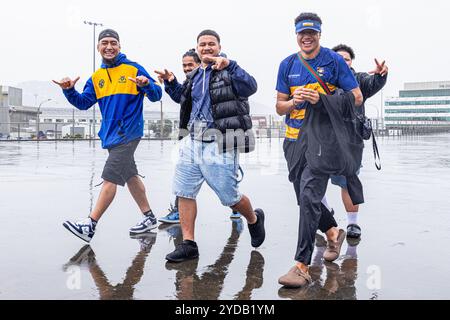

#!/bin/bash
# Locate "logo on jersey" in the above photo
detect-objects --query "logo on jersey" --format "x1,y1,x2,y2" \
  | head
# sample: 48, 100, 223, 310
99, 79, 105, 89
119, 76, 127, 84
316, 67, 325, 77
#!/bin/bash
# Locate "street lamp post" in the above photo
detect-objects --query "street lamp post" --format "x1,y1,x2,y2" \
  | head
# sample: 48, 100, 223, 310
160, 100, 164, 139
380, 89, 387, 134
37, 98, 52, 141
84, 20, 103, 139
72, 108, 75, 140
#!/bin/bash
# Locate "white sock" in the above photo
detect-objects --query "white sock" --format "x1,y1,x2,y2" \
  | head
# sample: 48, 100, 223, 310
321, 196, 332, 212
346, 245, 358, 258
347, 212, 358, 225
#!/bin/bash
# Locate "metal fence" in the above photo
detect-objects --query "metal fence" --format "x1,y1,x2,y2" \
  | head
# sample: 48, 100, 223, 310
3, 121, 449, 142
0, 122, 287, 142
0, 121, 175, 141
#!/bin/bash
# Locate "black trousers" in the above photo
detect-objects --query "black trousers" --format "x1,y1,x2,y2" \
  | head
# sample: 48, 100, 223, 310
293, 171, 337, 233
294, 165, 336, 265
285, 139, 337, 264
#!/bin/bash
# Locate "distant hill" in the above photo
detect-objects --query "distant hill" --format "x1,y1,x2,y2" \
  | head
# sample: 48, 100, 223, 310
16, 80, 68, 107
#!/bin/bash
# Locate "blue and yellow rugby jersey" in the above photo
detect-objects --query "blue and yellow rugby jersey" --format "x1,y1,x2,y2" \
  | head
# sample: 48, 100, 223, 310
276, 47, 358, 140
63, 53, 162, 149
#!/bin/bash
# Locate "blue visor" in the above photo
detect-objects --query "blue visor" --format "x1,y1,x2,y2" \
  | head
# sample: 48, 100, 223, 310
296, 20, 321, 33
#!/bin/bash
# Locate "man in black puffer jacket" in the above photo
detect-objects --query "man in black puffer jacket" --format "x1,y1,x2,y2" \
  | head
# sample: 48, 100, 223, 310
161, 30, 266, 263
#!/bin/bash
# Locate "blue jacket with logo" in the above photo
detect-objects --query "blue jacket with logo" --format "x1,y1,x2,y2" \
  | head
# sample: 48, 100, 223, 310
63, 53, 162, 149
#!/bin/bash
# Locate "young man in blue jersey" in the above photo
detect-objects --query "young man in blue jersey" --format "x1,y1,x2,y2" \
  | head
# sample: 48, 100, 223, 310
275, 13, 363, 288
330, 44, 388, 240
53, 29, 162, 243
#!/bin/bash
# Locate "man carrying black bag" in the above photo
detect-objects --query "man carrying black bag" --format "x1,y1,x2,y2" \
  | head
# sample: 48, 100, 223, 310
276, 12, 364, 288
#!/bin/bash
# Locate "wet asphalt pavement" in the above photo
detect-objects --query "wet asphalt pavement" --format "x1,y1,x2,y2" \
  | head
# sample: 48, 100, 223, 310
0, 135, 449, 299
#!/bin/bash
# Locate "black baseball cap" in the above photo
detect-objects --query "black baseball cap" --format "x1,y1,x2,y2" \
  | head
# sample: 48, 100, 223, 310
98, 29, 120, 42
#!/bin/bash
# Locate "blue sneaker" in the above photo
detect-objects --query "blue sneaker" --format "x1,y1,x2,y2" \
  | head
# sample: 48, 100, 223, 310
130, 214, 158, 235
158, 204, 180, 224
158, 224, 182, 245
230, 211, 242, 219
63, 218, 96, 243
232, 218, 244, 235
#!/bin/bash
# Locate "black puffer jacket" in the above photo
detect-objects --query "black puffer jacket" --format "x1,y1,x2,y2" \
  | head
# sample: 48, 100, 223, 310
178, 62, 257, 139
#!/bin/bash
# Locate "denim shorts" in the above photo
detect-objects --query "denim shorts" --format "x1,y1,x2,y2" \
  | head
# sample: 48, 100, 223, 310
330, 168, 361, 189
173, 137, 242, 207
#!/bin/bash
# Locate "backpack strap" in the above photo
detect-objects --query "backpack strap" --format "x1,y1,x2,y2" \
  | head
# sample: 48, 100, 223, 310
297, 52, 332, 95
371, 134, 382, 170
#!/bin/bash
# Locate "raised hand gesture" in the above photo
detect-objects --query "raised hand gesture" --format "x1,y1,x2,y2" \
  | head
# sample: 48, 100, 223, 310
202, 55, 230, 71
155, 69, 175, 83
52, 77, 80, 90
369, 58, 388, 77
128, 76, 150, 88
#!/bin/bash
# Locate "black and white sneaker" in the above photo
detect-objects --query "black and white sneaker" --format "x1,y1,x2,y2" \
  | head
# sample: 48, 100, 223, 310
63, 218, 96, 243
63, 245, 96, 271
347, 224, 362, 239
130, 214, 158, 235
130, 232, 157, 252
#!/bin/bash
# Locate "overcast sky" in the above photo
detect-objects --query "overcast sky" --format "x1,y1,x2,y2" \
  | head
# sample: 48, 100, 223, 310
1, 0, 449, 116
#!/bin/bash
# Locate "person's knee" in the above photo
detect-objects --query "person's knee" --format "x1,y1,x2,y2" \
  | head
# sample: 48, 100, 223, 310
230, 194, 246, 210
126, 175, 141, 186
101, 180, 118, 196
103, 180, 117, 188
219, 192, 242, 207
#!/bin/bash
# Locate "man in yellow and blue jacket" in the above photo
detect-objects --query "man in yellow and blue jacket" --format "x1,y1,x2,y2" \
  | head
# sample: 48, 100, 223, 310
54, 29, 162, 243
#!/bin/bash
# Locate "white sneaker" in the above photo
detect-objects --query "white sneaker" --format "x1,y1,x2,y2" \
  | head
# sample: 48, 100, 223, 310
63, 218, 96, 243
130, 214, 157, 235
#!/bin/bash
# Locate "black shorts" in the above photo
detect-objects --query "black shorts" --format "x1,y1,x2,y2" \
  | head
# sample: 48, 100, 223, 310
102, 138, 141, 186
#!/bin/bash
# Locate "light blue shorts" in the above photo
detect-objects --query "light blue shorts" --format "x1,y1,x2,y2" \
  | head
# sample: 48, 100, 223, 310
330, 168, 361, 189
172, 137, 242, 207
